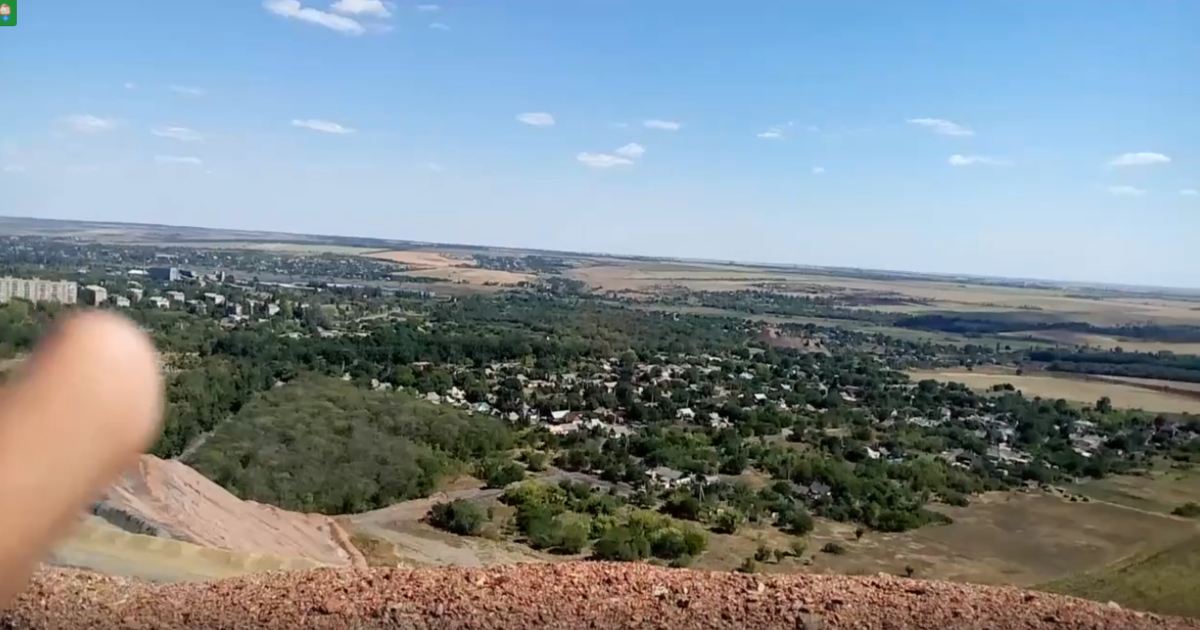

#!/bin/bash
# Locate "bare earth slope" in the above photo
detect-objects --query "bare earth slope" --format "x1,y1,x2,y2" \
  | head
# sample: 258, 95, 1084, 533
96, 455, 366, 568
9, 563, 1198, 630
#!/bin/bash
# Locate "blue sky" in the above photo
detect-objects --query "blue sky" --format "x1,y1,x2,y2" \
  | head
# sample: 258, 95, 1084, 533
1, 1, 1197, 287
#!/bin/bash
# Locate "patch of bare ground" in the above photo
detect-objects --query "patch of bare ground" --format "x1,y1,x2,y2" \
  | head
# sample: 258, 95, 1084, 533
98, 455, 366, 568
10, 563, 1198, 629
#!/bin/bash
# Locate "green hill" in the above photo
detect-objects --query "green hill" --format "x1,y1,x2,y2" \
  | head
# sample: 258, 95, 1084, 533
1041, 531, 1200, 618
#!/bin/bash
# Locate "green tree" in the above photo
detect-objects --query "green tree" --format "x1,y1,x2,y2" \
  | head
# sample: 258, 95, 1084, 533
427, 499, 486, 536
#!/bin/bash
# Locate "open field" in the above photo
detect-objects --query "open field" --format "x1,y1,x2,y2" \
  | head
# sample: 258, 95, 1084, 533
694, 490, 1198, 587
568, 261, 1200, 327
1001, 330, 1200, 355
366, 249, 536, 286
1041, 533, 1200, 618
631, 303, 1052, 348
1069, 464, 1200, 516
907, 369, 1200, 414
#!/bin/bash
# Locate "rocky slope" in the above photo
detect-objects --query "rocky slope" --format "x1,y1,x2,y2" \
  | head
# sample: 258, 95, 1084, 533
8, 562, 1199, 630
94, 455, 365, 568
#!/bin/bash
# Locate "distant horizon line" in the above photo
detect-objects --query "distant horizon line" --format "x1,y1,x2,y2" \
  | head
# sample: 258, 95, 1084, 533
2, 214, 1198, 295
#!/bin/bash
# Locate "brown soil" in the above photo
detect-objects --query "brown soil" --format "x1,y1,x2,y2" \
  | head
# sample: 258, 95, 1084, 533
8, 563, 1197, 629
97, 456, 365, 568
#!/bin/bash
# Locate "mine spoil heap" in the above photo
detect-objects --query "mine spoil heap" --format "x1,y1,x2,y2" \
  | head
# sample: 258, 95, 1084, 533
7, 563, 1198, 630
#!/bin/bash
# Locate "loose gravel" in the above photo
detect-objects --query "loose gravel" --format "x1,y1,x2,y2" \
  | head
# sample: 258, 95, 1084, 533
5, 563, 1198, 630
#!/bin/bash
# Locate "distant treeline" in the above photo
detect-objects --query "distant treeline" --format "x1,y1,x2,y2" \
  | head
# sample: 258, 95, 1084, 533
895, 313, 1200, 344
1028, 349, 1200, 384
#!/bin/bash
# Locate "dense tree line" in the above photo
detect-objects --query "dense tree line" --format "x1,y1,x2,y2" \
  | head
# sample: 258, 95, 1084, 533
900, 313, 1200, 344
1029, 349, 1200, 384
188, 375, 513, 514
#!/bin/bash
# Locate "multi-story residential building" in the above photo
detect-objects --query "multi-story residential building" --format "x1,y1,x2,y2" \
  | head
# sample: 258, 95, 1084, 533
0, 277, 79, 305
81, 285, 108, 306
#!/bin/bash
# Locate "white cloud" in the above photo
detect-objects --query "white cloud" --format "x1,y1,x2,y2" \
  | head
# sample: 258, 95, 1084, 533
155, 155, 204, 166
811, 166, 825, 175
152, 126, 204, 142
416, 3, 439, 10
2, 165, 25, 173
610, 122, 630, 129
264, 0, 366, 35
907, 118, 974, 137
124, 82, 136, 89
426, 162, 444, 173
331, 0, 391, 17
577, 153, 634, 169
1108, 185, 1147, 196
1107, 152, 1171, 167
170, 85, 206, 96
429, 22, 449, 30
1181, 189, 1198, 197
63, 114, 117, 133
517, 112, 555, 127
948, 154, 1011, 166
756, 122, 794, 139
643, 119, 682, 131
292, 118, 356, 134
614, 143, 645, 159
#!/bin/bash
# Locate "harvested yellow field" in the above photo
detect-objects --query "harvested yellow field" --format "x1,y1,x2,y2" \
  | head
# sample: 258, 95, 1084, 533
907, 370, 1200, 414
367, 250, 475, 269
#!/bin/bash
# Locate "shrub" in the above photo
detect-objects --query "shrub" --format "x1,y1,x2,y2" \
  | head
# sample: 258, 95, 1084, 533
479, 458, 525, 489
427, 499, 486, 536
777, 507, 814, 535
651, 527, 689, 560
523, 451, 549, 472
681, 526, 707, 556
738, 557, 758, 574
593, 526, 652, 562
712, 509, 744, 535
821, 542, 847, 555
1173, 501, 1200, 518
754, 543, 772, 562
554, 513, 592, 554
789, 538, 807, 557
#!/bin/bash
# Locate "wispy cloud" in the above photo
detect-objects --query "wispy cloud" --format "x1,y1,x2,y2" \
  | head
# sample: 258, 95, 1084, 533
1107, 152, 1171, 168
426, 162, 444, 173
1108, 185, 1147, 196
331, 0, 391, 17
416, 3, 439, 10
2, 165, 26, 173
63, 114, 118, 133
643, 119, 682, 131
292, 119, 356, 134
907, 118, 974, 137
811, 166, 826, 175
756, 121, 795, 139
264, 0, 366, 35
577, 153, 634, 169
152, 126, 204, 142
170, 85, 206, 96
124, 82, 136, 90
516, 112, 555, 127
1181, 189, 1198, 197
948, 154, 1011, 166
614, 143, 645, 159
155, 155, 204, 166
429, 22, 449, 30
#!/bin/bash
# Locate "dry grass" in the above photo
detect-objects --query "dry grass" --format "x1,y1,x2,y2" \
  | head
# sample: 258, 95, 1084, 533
1001, 330, 1200, 355
568, 261, 1200, 327
696, 491, 1198, 588
367, 249, 535, 286
1068, 463, 1200, 516
907, 369, 1200, 414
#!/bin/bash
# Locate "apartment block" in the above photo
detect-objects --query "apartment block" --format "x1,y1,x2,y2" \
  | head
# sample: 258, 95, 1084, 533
0, 277, 79, 305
